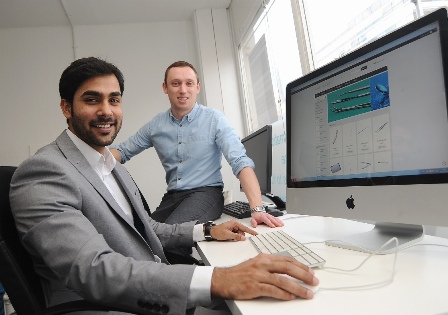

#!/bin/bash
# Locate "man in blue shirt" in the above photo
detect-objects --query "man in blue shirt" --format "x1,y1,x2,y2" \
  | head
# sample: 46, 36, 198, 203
111, 61, 283, 229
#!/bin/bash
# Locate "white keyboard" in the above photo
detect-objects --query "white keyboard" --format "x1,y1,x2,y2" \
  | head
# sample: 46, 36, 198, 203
250, 230, 325, 268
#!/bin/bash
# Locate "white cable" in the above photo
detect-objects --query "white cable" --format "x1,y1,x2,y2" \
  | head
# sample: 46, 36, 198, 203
404, 243, 448, 249
303, 239, 448, 291
305, 237, 399, 291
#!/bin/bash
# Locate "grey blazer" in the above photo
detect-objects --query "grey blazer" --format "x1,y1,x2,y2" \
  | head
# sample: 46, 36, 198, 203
10, 131, 198, 315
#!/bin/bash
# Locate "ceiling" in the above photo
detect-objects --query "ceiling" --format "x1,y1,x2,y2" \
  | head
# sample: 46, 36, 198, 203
0, 0, 232, 28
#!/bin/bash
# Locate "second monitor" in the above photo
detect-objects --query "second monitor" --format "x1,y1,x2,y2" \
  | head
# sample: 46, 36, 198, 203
241, 125, 286, 210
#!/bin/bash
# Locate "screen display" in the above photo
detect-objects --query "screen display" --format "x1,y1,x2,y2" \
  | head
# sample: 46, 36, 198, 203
285, 9, 448, 251
288, 16, 448, 189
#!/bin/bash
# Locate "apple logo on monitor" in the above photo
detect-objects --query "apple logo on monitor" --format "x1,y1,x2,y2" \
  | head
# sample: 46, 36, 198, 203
346, 195, 355, 209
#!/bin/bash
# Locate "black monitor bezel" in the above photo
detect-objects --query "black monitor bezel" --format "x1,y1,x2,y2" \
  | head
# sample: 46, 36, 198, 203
286, 8, 448, 189
241, 125, 273, 194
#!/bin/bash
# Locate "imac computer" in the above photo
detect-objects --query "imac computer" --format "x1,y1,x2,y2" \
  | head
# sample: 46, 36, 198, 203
241, 125, 286, 210
286, 8, 448, 253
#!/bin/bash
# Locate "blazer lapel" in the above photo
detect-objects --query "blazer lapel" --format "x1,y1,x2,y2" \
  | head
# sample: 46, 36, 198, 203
56, 131, 167, 262
113, 166, 167, 263
55, 132, 134, 227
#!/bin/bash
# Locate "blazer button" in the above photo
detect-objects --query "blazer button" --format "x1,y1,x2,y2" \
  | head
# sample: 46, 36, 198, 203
160, 305, 169, 314
152, 304, 161, 312
137, 300, 154, 310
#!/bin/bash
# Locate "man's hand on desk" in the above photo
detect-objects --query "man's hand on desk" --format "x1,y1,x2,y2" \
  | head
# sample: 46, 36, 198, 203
210, 253, 319, 300
211, 220, 258, 241
250, 211, 284, 228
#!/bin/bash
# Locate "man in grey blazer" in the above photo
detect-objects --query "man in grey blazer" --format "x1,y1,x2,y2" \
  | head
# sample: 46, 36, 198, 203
9, 57, 319, 314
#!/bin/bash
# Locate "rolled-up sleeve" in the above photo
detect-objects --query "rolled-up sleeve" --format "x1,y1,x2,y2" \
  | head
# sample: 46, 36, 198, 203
215, 112, 254, 176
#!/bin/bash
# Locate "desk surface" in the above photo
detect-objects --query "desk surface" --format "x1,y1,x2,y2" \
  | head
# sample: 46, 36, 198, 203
196, 214, 448, 315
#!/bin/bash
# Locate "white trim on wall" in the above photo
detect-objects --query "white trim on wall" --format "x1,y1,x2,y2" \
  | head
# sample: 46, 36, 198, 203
194, 8, 246, 197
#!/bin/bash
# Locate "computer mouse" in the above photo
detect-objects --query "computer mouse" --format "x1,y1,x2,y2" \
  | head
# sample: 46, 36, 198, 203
298, 280, 320, 294
280, 273, 320, 294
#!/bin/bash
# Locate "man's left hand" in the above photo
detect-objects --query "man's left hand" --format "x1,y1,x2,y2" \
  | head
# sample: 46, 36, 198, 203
212, 220, 258, 241
250, 212, 284, 228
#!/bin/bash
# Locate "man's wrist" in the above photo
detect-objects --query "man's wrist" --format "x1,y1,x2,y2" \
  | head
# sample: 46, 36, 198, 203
203, 221, 216, 241
250, 205, 266, 214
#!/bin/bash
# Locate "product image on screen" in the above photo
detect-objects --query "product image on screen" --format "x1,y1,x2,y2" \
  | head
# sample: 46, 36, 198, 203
327, 70, 390, 123
286, 8, 448, 253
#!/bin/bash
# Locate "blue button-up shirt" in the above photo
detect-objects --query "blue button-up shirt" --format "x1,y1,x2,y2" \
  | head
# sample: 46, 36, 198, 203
113, 103, 254, 191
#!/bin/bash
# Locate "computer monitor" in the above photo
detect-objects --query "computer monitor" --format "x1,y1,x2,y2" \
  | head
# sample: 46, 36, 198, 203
286, 8, 448, 254
242, 125, 286, 209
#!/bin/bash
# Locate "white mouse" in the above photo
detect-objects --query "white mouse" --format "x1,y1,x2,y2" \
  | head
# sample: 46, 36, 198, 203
274, 252, 320, 294
280, 274, 320, 294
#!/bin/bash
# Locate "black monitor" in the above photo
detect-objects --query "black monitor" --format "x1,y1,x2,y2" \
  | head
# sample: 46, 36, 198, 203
242, 125, 285, 209
286, 8, 448, 253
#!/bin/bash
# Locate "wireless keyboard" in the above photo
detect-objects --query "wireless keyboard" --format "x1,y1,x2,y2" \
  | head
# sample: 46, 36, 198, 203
250, 230, 326, 268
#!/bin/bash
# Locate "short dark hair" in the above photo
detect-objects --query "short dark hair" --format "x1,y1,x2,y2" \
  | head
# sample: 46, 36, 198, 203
164, 61, 200, 85
59, 57, 125, 104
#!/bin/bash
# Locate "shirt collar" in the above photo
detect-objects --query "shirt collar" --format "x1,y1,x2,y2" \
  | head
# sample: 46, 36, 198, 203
66, 129, 116, 177
169, 102, 199, 123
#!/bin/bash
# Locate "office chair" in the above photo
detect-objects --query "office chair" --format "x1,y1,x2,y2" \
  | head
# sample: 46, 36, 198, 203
0, 166, 157, 315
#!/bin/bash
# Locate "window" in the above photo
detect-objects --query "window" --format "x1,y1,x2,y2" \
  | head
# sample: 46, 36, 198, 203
239, 0, 301, 133
304, 0, 418, 69
236, 0, 448, 133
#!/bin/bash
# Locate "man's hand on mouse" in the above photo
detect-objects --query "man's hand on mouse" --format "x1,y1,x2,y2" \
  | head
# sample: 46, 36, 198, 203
210, 253, 319, 300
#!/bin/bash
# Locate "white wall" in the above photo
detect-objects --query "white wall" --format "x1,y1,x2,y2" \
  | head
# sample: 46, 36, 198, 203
0, 20, 206, 212
0, 26, 73, 164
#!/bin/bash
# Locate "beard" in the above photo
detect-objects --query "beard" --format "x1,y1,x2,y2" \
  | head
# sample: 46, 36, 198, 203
71, 112, 121, 148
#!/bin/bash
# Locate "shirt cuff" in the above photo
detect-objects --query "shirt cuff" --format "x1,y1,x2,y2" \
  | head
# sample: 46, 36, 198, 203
187, 266, 214, 308
193, 223, 206, 242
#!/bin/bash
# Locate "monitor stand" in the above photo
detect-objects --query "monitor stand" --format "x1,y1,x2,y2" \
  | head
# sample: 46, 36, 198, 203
325, 222, 424, 254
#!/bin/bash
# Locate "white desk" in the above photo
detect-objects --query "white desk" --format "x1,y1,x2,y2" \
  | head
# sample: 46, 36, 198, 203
196, 214, 448, 315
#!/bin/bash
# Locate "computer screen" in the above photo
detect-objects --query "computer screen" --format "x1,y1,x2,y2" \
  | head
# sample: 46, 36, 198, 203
242, 125, 286, 209
286, 8, 448, 253
242, 125, 272, 194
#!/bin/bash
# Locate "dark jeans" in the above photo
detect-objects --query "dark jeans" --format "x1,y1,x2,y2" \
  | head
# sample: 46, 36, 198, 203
151, 186, 224, 224
151, 186, 224, 259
